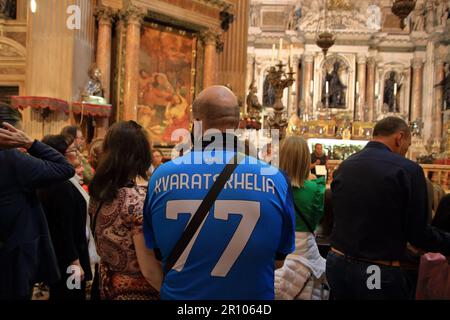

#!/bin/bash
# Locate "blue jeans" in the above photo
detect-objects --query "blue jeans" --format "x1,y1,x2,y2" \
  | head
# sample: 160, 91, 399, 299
326, 252, 415, 300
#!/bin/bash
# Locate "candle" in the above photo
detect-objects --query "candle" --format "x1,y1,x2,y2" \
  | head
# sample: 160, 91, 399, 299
271, 44, 275, 65
289, 44, 293, 67
356, 81, 359, 94
326, 81, 329, 94
394, 83, 398, 96
278, 38, 283, 61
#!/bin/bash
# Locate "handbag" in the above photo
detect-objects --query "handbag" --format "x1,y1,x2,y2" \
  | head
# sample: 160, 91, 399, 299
164, 152, 242, 274
416, 252, 450, 300
89, 201, 103, 300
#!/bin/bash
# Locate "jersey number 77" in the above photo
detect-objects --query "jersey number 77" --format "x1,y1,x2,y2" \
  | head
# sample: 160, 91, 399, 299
166, 200, 261, 277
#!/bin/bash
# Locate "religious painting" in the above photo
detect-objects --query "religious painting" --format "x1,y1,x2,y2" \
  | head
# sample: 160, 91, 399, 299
138, 24, 196, 145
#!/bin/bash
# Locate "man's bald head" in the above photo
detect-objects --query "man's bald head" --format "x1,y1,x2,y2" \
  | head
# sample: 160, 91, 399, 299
192, 86, 240, 132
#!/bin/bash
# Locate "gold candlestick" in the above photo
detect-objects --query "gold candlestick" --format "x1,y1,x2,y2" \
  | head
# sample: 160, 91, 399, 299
267, 61, 296, 139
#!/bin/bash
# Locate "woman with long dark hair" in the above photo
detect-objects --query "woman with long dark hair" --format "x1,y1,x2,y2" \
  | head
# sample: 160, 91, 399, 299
89, 121, 162, 300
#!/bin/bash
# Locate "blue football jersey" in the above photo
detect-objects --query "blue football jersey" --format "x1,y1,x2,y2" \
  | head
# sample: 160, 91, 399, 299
143, 150, 295, 300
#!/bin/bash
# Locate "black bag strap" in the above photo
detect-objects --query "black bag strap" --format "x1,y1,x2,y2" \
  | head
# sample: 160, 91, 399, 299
164, 152, 243, 275
91, 201, 104, 241
292, 191, 315, 235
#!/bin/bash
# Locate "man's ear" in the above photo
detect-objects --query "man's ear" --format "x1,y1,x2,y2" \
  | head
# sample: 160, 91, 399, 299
395, 131, 404, 147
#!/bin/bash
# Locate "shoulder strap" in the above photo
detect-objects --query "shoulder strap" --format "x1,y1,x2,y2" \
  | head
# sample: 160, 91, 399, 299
164, 152, 243, 275
292, 192, 315, 235
91, 201, 104, 240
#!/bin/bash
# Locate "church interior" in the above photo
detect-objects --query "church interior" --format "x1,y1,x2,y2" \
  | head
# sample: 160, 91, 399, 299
1, 0, 450, 302
1, 0, 449, 193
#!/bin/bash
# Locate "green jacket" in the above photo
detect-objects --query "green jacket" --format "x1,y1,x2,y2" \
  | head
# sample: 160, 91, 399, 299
292, 177, 326, 232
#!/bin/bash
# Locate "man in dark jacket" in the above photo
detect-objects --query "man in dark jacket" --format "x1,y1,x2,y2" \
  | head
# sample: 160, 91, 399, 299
0, 104, 75, 300
327, 116, 450, 300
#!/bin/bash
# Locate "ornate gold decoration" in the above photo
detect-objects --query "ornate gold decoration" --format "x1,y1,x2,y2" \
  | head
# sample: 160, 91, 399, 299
316, 1, 335, 56
316, 32, 336, 57
328, 0, 353, 11
267, 62, 296, 138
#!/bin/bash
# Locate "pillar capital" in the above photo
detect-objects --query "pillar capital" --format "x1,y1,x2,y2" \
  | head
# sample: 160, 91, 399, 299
357, 54, 367, 65
302, 53, 314, 63
367, 57, 376, 66
94, 6, 116, 26
120, 5, 145, 27
200, 30, 222, 47
411, 57, 424, 69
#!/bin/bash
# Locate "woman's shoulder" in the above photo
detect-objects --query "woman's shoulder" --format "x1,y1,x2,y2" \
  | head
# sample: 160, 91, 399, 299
304, 177, 326, 190
117, 186, 148, 208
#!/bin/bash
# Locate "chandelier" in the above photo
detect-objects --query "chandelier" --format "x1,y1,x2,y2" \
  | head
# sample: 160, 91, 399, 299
316, 0, 335, 56
391, 0, 416, 29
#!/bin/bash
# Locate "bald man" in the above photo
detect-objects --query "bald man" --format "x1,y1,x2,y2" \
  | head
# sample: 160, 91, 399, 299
143, 86, 296, 300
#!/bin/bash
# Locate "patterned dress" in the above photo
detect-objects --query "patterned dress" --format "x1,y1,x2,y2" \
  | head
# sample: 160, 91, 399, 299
91, 186, 159, 300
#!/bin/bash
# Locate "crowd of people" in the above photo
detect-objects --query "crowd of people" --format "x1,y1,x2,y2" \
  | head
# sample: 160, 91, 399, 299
0, 85, 450, 300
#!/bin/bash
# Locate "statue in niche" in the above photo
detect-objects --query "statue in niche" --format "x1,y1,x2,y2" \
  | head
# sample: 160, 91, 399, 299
286, 4, 302, 30
412, 3, 425, 31
249, 5, 260, 27
434, 0, 447, 26
82, 65, 107, 105
263, 73, 275, 107
367, 4, 382, 31
435, 64, 450, 110
321, 61, 347, 108
383, 72, 401, 113
0, 0, 16, 19
246, 81, 262, 117
425, 0, 435, 32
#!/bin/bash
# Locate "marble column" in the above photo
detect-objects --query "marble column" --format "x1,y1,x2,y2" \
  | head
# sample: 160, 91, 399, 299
433, 53, 445, 143
366, 57, 376, 121
410, 57, 424, 121
356, 55, 367, 121
302, 54, 314, 116
94, 6, 115, 137
217, 0, 249, 101
122, 5, 144, 121
201, 31, 220, 89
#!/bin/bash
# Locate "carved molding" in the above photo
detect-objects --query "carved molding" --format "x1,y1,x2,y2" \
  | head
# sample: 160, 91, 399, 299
193, 0, 235, 12
132, 0, 221, 30
0, 36, 25, 59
